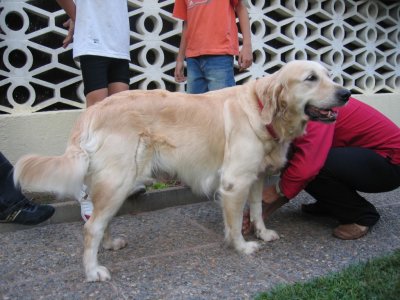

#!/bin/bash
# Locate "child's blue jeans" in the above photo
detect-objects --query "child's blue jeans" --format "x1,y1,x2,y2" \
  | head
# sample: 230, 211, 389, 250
186, 55, 235, 94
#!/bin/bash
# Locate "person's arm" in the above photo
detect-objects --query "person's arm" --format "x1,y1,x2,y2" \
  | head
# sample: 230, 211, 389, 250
235, 1, 253, 71
56, 0, 76, 48
259, 121, 335, 216
280, 121, 335, 199
174, 21, 187, 83
56, 0, 76, 21
172, 0, 188, 83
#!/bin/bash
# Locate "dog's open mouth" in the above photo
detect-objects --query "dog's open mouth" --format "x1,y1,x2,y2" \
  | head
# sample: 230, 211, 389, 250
305, 105, 338, 123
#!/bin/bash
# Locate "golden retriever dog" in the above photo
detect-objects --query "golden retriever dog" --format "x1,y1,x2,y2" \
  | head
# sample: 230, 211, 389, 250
14, 60, 350, 281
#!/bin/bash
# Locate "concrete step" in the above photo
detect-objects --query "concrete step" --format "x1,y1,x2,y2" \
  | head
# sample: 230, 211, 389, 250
0, 186, 208, 233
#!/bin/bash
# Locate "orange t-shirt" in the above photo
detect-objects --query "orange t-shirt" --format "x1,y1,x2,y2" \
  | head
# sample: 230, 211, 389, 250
173, 0, 240, 58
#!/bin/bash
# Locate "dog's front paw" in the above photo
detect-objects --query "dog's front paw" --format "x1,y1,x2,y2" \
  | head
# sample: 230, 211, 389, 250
236, 241, 260, 255
256, 229, 280, 242
86, 266, 111, 282
103, 237, 127, 251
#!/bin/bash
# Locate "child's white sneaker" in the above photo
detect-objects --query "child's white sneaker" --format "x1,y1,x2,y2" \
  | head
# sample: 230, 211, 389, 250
79, 187, 93, 222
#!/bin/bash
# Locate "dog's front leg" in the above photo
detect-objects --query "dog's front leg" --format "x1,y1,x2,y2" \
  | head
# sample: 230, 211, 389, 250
220, 178, 259, 255
248, 177, 279, 242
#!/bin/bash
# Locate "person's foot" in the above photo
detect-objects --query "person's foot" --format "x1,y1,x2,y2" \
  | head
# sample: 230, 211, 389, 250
333, 223, 369, 240
0, 202, 55, 225
79, 184, 146, 222
301, 202, 330, 216
79, 191, 93, 222
242, 209, 253, 235
242, 202, 268, 236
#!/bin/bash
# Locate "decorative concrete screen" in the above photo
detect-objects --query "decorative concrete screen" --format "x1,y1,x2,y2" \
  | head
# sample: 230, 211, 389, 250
0, 0, 399, 115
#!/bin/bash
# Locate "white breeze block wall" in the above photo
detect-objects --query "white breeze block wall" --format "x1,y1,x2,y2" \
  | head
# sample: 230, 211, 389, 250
0, 0, 399, 162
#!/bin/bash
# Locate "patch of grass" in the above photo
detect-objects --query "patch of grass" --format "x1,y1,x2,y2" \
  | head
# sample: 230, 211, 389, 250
149, 180, 181, 190
255, 249, 400, 300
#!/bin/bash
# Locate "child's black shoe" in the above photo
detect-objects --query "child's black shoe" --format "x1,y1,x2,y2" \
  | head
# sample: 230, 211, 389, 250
0, 202, 55, 225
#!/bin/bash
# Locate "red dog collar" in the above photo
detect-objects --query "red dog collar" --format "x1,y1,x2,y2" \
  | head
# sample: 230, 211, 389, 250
257, 99, 279, 140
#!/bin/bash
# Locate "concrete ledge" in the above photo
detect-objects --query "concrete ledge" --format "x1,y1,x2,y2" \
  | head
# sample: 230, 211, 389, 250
0, 186, 208, 233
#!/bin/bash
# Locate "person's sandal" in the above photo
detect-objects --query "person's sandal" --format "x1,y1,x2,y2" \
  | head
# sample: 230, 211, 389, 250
242, 202, 269, 236
333, 223, 369, 240
242, 217, 255, 236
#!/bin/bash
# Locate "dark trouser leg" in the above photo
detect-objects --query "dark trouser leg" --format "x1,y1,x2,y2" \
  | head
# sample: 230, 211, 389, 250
0, 152, 28, 214
305, 147, 400, 227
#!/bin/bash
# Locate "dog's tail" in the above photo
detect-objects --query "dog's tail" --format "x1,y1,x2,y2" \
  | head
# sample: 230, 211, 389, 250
13, 144, 89, 199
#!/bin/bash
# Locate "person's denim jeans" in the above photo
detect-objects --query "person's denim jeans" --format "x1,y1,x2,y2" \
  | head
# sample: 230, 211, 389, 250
186, 55, 235, 94
0, 152, 28, 214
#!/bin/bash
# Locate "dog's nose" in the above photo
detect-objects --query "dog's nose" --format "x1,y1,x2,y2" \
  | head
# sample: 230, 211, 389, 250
336, 89, 351, 102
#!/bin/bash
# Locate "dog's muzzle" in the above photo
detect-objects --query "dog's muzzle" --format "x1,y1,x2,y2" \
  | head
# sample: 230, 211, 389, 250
305, 88, 351, 123
305, 105, 338, 123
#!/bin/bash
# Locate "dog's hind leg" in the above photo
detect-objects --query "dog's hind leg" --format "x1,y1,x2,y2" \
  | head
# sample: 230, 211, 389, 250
248, 177, 279, 242
102, 225, 127, 250
83, 177, 132, 282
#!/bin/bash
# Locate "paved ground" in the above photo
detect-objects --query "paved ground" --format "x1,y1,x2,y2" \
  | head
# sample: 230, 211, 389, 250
1, 188, 399, 299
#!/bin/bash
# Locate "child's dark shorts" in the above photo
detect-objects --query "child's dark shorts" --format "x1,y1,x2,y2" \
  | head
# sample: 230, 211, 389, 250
79, 55, 130, 95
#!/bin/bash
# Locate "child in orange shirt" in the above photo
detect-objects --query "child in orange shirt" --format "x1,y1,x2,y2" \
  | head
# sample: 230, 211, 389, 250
173, 0, 252, 93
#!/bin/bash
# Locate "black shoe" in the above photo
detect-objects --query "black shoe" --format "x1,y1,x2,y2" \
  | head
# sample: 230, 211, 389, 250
131, 184, 146, 198
0, 202, 55, 225
301, 202, 330, 216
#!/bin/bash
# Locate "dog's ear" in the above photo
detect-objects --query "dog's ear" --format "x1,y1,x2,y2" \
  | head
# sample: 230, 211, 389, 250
256, 74, 286, 125
274, 84, 288, 120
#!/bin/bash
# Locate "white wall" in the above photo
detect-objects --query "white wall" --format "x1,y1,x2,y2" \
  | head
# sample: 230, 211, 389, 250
0, 110, 80, 164
355, 94, 400, 126
1, 0, 399, 162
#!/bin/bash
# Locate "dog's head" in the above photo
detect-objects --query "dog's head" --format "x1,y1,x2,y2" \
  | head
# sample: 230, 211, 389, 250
256, 60, 351, 127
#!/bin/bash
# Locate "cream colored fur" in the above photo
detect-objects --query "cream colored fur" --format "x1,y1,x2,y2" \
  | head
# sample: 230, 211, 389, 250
14, 60, 349, 281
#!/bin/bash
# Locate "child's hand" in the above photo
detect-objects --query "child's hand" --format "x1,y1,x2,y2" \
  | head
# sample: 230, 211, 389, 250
238, 44, 253, 71
174, 60, 186, 83
62, 19, 74, 48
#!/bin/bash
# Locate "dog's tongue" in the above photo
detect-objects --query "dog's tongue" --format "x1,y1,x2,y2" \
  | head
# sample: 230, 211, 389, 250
306, 106, 338, 123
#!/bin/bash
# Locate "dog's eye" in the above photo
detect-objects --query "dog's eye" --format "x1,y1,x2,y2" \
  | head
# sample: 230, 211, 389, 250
306, 74, 318, 81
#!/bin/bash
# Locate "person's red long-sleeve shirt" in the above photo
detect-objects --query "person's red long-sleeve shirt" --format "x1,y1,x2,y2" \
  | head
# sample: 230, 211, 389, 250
280, 97, 400, 199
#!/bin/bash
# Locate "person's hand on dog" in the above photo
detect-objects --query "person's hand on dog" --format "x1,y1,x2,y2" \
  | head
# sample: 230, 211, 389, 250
262, 184, 280, 204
